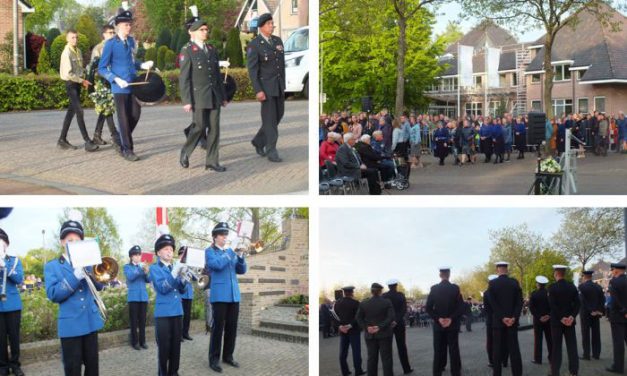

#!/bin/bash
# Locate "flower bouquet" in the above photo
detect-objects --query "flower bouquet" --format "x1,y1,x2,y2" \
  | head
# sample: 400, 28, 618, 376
296, 304, 309, 323
538, 157, 561, 174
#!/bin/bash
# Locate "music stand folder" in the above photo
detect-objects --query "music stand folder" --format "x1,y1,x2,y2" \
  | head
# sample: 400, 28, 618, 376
184, 247, 205, 268
140, 252, 154, 264
66, 240, 102, 268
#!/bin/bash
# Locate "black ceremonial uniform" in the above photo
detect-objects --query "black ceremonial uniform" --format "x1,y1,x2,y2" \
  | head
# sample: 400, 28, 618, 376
548, 279, 580, 376
333, 297, 365, 376
382, 289, 412, 373
484, 289, 509, 367
486, 275, 523, 376
356, 295, 395, 376
529, 287, 552, 364
578, 279, 605, 359
179, 40, 227, 169
247, 33, 286, 161
426, 280, 464, 376
608, 273, 627, 373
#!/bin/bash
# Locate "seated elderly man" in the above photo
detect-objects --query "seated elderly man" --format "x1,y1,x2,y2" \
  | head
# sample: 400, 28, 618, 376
355, 134, 395, 182
335, 133, 381, 195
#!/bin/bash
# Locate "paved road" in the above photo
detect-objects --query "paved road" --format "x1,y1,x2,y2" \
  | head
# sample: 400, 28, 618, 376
394, 151, 626, 195
319, 318, 620, 375
24, 331, 308, 375
0, 100, 308, 195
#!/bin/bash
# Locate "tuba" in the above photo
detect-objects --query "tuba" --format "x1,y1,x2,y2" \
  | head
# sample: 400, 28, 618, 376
84, 256, 119, 321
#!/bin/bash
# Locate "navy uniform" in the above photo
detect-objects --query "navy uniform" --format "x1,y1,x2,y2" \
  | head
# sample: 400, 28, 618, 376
356, 283, 395, 376
578, 270, 605, 360
150, 233, 188, 376
333, 286, 365, 376
528, 276, 552, 365
44, 220, 104, 376
123, 245, 150, 350
247, 13, 286, 162
382, 279, 413, 374
607, 263, 627, 374
0, 229, 24, 376
485, 274, 509, 368
206, 222, 247, 373
426, 267, 464, 376
178, 246, 194, 341
547, 265, 580, 376
178, 17, 227, 172
486, 262, 523, 376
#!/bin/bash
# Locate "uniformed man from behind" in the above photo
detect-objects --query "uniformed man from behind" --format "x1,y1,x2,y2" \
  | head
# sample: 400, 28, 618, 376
426, 267, 464, 376
606, 262, 627, 374
356, 282, 395, 376
0, 229, 24, 376
486, 261, 523, 376
247, 13, 286, 162
383, 279, 413, 374
485, 274, 509, 368
529, 275, 552, 365
179, 14, 228, 172
578, 269, 605, 361
547, 264, 580, 376
333, 286, 365, 376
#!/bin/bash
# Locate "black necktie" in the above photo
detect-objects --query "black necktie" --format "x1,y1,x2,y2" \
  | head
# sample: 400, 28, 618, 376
168, 264, 172, 272
123, 40, 128, 49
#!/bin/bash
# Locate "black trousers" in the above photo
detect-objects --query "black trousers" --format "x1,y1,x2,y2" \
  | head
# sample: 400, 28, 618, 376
492, 326, 522, 376
253, 94, 285, 158
433, 328, 460, 376
487, 323, 509, 366
365, 336, 393, 376
465, 316, 472, 332
362, 168, 381, 195
155, 316, 182, 376
339, 331, 363, 376
128, 301, 147, 346
113, 93, 141, 153
580, 314, 601, 358
94, 113, 119, 144
610, 322, 627, 372
61, 82, 90, 142
60, 331, 98, 376
550, 324, 578, 376
0, 311, 20, 372
393, 324, 412, 372
209, 302, 239, 364
532, 320, 552, 364
182, 107, 220, 166
182, 298, 192, 337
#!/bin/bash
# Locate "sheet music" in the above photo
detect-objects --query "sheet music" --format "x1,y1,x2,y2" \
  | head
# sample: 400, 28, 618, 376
66, 240, 102, 268
140, 252, 154, 264
184, 247, 205, 268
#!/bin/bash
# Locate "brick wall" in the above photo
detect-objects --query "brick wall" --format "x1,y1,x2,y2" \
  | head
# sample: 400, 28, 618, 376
0, 1, 25, 48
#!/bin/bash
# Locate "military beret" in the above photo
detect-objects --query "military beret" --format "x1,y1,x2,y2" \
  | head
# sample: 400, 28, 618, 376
371, 283, 383, 290
257, 13, 273, 28
128, 245, 141, 257
0, 228, 8, 246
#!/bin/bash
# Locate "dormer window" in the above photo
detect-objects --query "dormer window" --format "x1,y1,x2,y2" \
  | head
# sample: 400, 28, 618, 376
553, 64, 571, 82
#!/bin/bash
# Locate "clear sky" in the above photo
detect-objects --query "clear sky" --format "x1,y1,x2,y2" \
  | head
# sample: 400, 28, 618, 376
319, 208, 565, 293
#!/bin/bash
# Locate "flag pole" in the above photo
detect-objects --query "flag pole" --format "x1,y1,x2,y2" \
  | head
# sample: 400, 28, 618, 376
457, 42, 461, 118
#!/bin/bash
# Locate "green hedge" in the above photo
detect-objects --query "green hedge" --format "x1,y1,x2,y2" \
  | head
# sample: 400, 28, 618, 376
0, 68, 256, 112
21, 286, 206, 343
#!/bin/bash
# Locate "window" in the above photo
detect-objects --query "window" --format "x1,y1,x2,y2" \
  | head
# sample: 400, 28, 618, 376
553, 64, 571, 82
531, 100, 542, 112
578, 98, 589, 114
552, 99, 573, 117
291, 0, 298, 14
489, 101, 501, 116
465, 102, 483, 116
531, 74, 541, 83
442, 77, 458, 92
594, 96, 606, 113
473, 75, 482, 89
512, 73, 518, 87
499, 74, 507, 87
577, 69, 587, 81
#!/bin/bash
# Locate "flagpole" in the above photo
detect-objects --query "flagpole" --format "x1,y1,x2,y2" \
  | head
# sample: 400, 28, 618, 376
484, 41, 488, 117
457, 43, 461, 118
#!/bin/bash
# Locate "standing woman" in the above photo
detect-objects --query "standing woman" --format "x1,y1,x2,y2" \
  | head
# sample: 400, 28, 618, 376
513, 116, 526, 159
409, 119, 422, 168
479, 118, 493, 163
0, 229, 24, 376
433, 121, 450, 166
503, 118, 513, 162
124, 245, 150, 351
492, 121, 505, 164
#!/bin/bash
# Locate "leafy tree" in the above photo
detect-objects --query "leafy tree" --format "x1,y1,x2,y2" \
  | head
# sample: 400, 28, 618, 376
156, 29, 172, 49
76, 14, 100, 48
224, 28, 244, 67
437, 21, 464, 48
164, 49, 176, 70
49, 33, 90, 71
59, 208, 123, 260
25, 0, 65, 34
144, 47, 158, 63
170, 29, 181, 51
209, 27, 225, 59
21, 247, 58, 277
524, 248, 572, 294
176, 30, 190, 52
156, 45, 170, 70
36, 45, 54, 74
46, 28, 61, 51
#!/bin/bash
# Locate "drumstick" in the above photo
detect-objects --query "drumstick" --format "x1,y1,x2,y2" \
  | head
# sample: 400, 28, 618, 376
224, 58, 229, 84
145, 66, 150, 81
127, 82, 150, 86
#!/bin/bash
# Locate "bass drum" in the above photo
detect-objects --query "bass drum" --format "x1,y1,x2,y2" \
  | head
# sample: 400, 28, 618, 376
221, 73, 237, 102
131, 72, 166, 106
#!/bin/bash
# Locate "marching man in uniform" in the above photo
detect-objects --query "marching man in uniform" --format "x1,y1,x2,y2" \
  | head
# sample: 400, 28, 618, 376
0, 229, 24, 376
123, 245, 150, 351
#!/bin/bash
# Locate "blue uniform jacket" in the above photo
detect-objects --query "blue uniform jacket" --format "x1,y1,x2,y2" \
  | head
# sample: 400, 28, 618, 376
479, 124, 492, 138
205, 246, 247, 303
433, 128, 449, 142
44, 257, 104, 338
514, 122, 526, 136
98, 36, 142, 94
182, 274, 194, 300
150, 261, 187, 318
0, 256, 23, 312
123, 263, 150, 302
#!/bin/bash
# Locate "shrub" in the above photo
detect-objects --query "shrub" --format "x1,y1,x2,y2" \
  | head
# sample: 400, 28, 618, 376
164, 49, 176, 70
36, 46, 53, 74
176, 31, 190, 53
171, 29, 181, 51
156, 29, 172, 49
224, 28, 244, 68
280, 294, 309, 305
46, 28, 61, 50
75, 14, 100, 48
136, 45, 146, 61
144, 47, 157, 64
50, 33, 90, 72
209, 28, 225, 59
156, 45, 170, 70
25, 32, 46, 72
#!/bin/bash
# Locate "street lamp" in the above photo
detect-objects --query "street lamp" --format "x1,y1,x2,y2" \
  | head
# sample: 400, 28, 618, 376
320, 30, 338, 115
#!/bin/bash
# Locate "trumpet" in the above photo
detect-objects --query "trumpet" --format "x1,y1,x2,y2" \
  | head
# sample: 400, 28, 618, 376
179, 247, 209, 288
233, 238, 265, 257
0, 243, 7, 302
84, 256, 119, 321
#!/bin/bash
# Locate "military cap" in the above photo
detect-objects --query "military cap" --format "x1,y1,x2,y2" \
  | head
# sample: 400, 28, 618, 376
212, 222, 232, 237
0, 228, 8, 246
535, 275, 549, 284
189, 19, 207, 32
488, 274, 498, 281
495, 261, 509, 267
582, 270, 594, 276
155, 234, 175, 253
60, 220, 84, 240
610, 263, 626, 270
128, 245, 141, 257
552, 264, 568, 271
386, 278, 399, 286
439, 266, 451, 272
341, 286, 355, 292
371, 283, 383, 290
257, 13, 273, 28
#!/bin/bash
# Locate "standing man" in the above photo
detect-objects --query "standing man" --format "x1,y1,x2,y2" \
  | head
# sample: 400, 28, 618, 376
485, 274, 509, 368
606, 262, 627, 374
426, 267, 464, 376
178, 15, 228, 172
123, 245, 150, 351
58, 29, 98, 152
383, 279, 413, 374
206, 223, 247, 373
578, 270, 605, 361
529, 275, 552, 365
548, 265, 580, 376
247, 13, 286, 162
463, 297, 473, 332
0, 229, 24, 376
333, 286, 365, 376
356, 283, 395, 376
487, 261, 523, 376
98, 3, 154, 162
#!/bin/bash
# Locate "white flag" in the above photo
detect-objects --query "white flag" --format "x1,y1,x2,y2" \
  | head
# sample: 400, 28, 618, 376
487, 48, 501, 88
458, 45, 474, 87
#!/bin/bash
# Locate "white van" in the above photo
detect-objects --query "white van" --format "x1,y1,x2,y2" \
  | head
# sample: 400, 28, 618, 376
284, 26, 309, 98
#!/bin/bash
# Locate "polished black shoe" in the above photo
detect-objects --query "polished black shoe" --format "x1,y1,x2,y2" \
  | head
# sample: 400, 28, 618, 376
140, 343, 149, 349
132, 344, 141, 350
92, 135, 108, 145
57, 139, 78, 150
12, 367, 24, 376
268, 155, 282, 163
182, 334, 193, 340
252, 140, 266, 156
404, 368, 414, 374
84, 140, 99, 152
180, 150, 189, 168
123, 152, 140, 162
206, 164, 226, 172
223, 359, 239, 368
209, 363, 223, 373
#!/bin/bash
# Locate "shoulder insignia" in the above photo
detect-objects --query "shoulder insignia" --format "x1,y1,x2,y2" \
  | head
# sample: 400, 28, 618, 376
178, 53, 185, 63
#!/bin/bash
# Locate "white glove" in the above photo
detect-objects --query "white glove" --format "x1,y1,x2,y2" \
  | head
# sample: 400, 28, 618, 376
73, 267, 86, 280
171, 263, 182, 279
114, 77, 129, 88
0, 258, 5, 269
140, 61, 154, 70
219, 60, 230, 68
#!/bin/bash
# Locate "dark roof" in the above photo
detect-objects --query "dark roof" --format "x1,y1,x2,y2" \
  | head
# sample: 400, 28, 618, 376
446, 20, 518, 54
19, 0, 33, 8
440, 50, 517, 76
526, 4, 627, 82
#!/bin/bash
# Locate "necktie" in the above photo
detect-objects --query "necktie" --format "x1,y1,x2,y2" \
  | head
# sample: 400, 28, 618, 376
123, 39, 128, 49
168, 264, 172, 272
